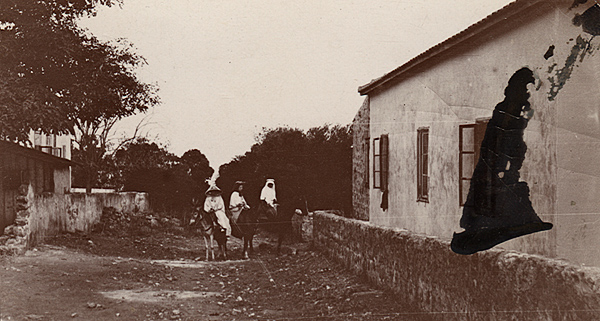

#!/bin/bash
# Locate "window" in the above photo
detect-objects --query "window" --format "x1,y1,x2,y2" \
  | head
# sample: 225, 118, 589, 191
373, 137, 380, 188
417, 128, 429, 202
372, 134, 389, 190
459, 119, 489, 206
459, 125, 475, 206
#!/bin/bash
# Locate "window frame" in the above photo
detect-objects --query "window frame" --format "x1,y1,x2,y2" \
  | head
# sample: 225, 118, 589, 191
459, 124, 475, 206
372, 134, 389, 190
417, 127, 429, 202
373, 137, 381, 189
458, 119, 489, 206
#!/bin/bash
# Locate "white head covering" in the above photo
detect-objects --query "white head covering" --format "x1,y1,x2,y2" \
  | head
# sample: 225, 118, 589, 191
260, 179, 277, 205
205, 185, 222, 195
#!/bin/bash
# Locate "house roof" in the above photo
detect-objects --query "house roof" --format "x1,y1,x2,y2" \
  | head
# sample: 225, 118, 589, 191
358, 0, 547, 95
0, 140, 76, 167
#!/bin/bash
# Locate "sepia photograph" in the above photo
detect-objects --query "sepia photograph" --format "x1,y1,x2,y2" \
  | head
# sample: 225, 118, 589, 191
1, 0, 599, 320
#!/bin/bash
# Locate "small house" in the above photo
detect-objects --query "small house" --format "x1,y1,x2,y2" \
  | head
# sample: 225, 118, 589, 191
353, 0, 600, 266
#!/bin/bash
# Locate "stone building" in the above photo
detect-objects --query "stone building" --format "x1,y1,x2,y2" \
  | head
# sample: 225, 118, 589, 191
353, 0, 600, 266
351, 98, 370, 221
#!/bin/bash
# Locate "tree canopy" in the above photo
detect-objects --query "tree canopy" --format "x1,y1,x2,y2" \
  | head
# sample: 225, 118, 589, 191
94, 138, 214, 215
1, 0, 159, 191
217, 124, 352, 214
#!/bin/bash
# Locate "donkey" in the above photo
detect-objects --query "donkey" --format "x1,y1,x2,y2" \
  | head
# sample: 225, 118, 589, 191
256, 195, 309, 254
231, 207, 260, 259
190, 206, 227, 260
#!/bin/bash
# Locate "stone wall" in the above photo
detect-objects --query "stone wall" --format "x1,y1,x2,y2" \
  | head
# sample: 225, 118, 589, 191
313, 211, 600, 321
0, 188, 150, 251
291, 212, 313, 242
0, 185, 34, 254
351, 97, 370, 221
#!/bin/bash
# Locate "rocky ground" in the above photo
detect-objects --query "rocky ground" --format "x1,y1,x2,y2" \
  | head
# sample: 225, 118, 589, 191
0, 212, 422, 321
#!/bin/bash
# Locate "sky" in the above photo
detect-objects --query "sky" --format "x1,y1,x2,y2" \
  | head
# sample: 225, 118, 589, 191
79, 0, 513, 169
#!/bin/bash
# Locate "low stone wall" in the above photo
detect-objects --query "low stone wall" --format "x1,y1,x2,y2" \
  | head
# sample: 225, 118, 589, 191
291, 212, 313, 242
27, 191, 150, 247
313, 211, 600, 321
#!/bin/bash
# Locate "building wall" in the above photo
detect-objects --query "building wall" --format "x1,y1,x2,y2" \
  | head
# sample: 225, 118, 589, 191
313, 211, 600, 321
53, 167, 71, 194
367, 1, 600, 265
0, 149, 70, 232
351, 97, 370, 221
553, 40, 600, 265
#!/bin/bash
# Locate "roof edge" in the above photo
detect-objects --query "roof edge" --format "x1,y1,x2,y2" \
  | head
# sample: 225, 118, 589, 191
1, 140, 76, 167
358, 0, 546, 95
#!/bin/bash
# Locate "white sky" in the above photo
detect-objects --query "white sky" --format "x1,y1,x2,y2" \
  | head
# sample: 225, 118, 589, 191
79, 0, 513, 168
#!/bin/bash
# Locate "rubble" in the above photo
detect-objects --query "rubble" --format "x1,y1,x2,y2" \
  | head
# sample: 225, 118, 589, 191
0, 184, 33, 255
91, 207, 184, 236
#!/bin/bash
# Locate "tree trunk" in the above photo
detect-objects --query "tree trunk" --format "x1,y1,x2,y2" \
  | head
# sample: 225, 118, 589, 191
85, 168, 92, 193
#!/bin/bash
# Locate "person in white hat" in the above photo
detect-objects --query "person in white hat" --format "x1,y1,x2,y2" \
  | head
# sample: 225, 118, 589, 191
204, 185, 231, 237
260, 178, 277, 208
229, 181, 250, 224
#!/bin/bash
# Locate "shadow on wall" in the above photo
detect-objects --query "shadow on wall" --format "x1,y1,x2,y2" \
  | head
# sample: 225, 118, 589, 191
451, 68, 552, 255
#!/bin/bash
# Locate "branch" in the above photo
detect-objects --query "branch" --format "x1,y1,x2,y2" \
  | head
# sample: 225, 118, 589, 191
107, 114, 153, 157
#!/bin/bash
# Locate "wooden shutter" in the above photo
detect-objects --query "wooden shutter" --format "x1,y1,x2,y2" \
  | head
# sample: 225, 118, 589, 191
417, 128, 429, 202
373, 138, 380, 188
380, 134, 389, 191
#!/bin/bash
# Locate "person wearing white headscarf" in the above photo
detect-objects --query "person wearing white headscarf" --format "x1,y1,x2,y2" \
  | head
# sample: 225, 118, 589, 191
204, 185, 231, 237
260, 178, 277, 207
229, 181, 250, 224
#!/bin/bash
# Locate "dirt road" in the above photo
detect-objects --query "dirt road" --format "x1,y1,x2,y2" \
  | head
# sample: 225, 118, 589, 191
0, 227, 419, 321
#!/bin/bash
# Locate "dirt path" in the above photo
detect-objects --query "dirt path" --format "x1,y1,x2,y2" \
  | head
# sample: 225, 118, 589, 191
0, 230, 417, 321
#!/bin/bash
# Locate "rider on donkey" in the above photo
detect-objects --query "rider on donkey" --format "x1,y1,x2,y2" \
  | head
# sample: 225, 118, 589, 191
204, 185, 231, 237
229, 181, 250, 224
260, 178, 277, 209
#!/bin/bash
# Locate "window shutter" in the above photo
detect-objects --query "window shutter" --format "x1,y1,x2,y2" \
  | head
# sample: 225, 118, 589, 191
380, 134, 389, 190
474, 119, 488, 161
373, 138, 381, 188
459, 119, 489, 206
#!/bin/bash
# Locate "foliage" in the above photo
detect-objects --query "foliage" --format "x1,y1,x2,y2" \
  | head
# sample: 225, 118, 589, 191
0, 0, 159, 191
1, 0, 118, 139
98, 138, 214, 215
217, 124, 352, 214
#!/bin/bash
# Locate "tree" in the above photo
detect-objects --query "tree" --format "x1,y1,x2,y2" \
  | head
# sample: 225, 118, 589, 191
107, 138, 214, 216
180, 149, 214, 196
0, 0, 159, 191
217, 124, 352, 214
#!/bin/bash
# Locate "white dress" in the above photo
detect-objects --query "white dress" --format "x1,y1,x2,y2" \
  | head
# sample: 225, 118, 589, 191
229, 191, 248, 224
260, 184, 277, 207
204, 195, 231, 236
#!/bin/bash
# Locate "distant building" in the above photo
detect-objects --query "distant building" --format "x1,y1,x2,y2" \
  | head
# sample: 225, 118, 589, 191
353, 0, 600, 266
30, 131, 72, 160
